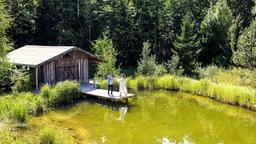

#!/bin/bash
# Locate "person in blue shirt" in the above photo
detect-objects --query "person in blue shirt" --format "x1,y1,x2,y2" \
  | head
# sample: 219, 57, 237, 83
107, 72, 114, 96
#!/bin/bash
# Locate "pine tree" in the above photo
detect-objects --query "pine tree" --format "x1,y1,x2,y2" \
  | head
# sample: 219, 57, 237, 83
200, 0, 233, 67
92, 33, 119, 78
174, 13, 199, 74
137, 41, 158, 76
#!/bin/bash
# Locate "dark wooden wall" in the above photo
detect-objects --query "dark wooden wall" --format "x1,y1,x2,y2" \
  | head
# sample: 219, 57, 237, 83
38, 49, 89, 85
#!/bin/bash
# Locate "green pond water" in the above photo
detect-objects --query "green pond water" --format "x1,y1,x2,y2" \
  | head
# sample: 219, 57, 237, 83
42, 91, 256, 144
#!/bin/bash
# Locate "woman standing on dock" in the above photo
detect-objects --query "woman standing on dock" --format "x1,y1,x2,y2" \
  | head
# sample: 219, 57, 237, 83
119, 73, 127, 97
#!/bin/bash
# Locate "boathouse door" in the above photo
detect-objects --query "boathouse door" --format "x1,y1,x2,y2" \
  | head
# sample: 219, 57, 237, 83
55, 59, 78, 82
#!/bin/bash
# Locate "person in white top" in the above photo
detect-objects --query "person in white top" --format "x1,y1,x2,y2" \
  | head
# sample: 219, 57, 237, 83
119, 73, 127, 97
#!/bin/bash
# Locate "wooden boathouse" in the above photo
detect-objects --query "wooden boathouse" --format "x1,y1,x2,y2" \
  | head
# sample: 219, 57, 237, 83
8, 45, 135, 102
7, 45, 99, 89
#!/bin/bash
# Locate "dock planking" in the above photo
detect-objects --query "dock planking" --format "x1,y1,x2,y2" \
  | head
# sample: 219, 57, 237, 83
80, 84, 135, 101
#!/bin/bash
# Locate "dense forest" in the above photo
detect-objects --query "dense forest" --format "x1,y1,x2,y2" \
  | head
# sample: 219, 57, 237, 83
1, 1, 256, 143
1, 0, 256, 70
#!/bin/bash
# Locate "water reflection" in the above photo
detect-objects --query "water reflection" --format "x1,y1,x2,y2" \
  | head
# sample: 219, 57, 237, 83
161, 138, 174, 144
118, 106, 128, 121
42, 90, 256, 144
159, 135, 192, 144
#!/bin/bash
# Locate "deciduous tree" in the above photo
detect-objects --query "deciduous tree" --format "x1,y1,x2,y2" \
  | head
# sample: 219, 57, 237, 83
232, 20, 256, 69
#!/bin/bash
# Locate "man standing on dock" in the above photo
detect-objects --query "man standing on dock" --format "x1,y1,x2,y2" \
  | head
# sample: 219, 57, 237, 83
107, 72, 114, 96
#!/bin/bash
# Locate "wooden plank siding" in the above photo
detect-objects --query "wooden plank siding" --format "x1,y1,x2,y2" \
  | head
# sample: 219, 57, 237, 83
38, 49, 90, 86
40, 60, 55, 85
77, 58, 89, 83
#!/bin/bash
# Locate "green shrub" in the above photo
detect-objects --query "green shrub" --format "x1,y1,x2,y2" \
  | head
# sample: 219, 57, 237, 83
232, 20, 256, 69
49, 81, 80, 106
0, 58, 15, 93
166, 54, 184, 76
39, 126, 75, 144
154, 64, 167, 76
40, 85, 52, 100
195, 65, 220, 79
11, 68, 31, 93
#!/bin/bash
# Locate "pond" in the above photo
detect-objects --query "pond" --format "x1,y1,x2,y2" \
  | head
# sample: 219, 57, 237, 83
40, 91, 256, 144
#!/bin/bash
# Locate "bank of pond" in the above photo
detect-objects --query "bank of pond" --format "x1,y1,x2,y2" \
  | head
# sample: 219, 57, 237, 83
0, 75, 255, 143
100, 75, 256, 110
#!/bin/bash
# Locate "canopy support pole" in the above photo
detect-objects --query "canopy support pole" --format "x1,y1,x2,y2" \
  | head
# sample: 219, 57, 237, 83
36, 66, 39, 90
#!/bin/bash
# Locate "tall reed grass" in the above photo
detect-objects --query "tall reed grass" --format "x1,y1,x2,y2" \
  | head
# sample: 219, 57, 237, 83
98, 75, 256, 110
10, 102, 27, 123
0, 93, 47, 123
0, 128, 26, 144
0, 80, 81, 143
155, 75, 180, 90
180, 79, 256, 110
99, 75, 180, 91
0, 80, 80, 123
39, 126, 75, 144
0, 126, 75, 144
211, 68, 256, 88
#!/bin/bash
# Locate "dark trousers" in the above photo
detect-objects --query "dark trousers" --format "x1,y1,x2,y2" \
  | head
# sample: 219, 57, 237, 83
108, 84, 113, 94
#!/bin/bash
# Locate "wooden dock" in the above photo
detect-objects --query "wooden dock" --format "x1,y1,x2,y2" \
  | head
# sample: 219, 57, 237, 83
80, 84, 135, 102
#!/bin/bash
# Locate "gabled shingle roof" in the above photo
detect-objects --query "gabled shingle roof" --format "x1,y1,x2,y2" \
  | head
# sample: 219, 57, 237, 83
7, 45, 96, 67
